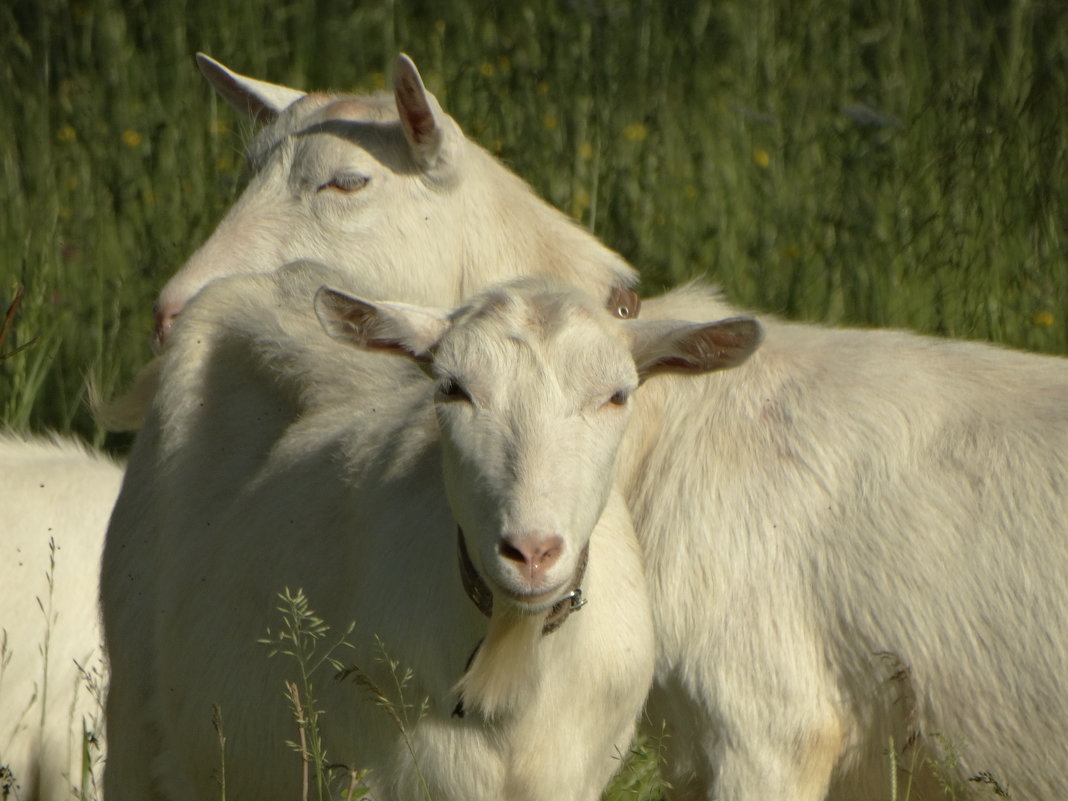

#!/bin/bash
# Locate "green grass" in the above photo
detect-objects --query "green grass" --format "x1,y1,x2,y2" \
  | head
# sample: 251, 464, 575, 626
1, 0, 1064, 443
0, 1, 1065, 798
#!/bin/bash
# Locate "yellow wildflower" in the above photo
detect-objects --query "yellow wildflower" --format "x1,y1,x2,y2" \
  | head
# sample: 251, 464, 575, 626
579, 141, 593, 160
753, 148, 770, 168
480, 62, 495, 78
56, 124, 76, 143
623, 123, 648, 143
544, 113, 558, 131
1034, 311, 1055, 327
683, 184, 698, 199
571, 189, 591, 218
122, 130, 143, 148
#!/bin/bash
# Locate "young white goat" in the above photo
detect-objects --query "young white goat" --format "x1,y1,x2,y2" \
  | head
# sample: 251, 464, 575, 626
102, 262, 761, 801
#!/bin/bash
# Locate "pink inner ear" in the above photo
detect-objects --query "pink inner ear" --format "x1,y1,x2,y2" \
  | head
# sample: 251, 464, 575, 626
397, 80, 435, 145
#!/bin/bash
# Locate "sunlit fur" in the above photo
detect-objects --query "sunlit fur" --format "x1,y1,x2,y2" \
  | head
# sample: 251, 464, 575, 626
152, 54, 635, 342
102, 264, 656, 801
624, 283, 1068, 801
1, 434, 122, 801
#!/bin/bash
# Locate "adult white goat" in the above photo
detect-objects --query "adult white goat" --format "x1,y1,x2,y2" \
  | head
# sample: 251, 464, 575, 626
151, 53, 635, 346
102, 261, 761, 800
1, 434, 120, 801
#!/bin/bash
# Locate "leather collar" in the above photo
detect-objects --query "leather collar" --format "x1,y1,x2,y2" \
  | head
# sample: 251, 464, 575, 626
456, 526, 588, 636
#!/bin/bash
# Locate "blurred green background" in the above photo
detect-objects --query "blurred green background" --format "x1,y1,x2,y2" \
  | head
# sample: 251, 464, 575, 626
1, 0, 1065, 447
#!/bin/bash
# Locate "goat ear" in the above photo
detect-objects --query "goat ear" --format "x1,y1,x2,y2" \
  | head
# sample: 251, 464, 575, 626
315, 287, 449, 361
629, 316, 763, 380
394, 53, 455, 171
196, 53, 306, 124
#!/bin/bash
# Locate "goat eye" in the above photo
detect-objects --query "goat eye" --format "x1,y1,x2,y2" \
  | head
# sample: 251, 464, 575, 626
318, 172, 370, 193
437, 378, 472, 403
607, 389, 630, 407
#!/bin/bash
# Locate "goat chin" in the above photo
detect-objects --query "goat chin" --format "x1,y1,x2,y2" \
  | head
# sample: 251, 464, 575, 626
453, 605, 547, 719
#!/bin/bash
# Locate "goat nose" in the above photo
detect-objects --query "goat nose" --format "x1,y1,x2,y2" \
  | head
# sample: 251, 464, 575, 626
498, 533, 565, 581
152, 303, 178, 349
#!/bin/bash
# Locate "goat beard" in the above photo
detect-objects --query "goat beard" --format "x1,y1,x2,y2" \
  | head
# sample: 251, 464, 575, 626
452, 605, 545, 719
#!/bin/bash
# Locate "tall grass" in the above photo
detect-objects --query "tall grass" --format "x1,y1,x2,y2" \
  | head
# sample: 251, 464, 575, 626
0, 0, 1064, 443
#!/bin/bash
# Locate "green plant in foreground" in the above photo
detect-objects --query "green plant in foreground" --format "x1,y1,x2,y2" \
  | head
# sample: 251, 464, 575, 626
337, 635, 433, 801
603, 720, 671, 801
73, 658, 106, 801
260, 587, 366, 801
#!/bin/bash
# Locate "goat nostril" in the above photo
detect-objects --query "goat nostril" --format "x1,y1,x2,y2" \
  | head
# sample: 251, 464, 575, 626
498, 539, 527, 565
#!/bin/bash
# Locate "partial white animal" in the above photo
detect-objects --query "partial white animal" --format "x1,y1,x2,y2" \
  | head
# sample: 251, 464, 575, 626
1, 434, 121, 801
621, 284, 1068, 800
102, 263, 760, 800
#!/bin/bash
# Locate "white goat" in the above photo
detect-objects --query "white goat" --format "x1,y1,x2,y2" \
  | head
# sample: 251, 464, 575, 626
619, 284, 1068, 800
110, 54, 1068, 801
1, 434, 120, 801
151, 53, 635, 345
102, 262, 761, 800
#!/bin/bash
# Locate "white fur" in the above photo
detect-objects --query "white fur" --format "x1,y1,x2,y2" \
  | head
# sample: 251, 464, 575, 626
102, 264, 669, 801
151, 53, 634, 344
0, 434, 121, 801
623, 283, 1068, 800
